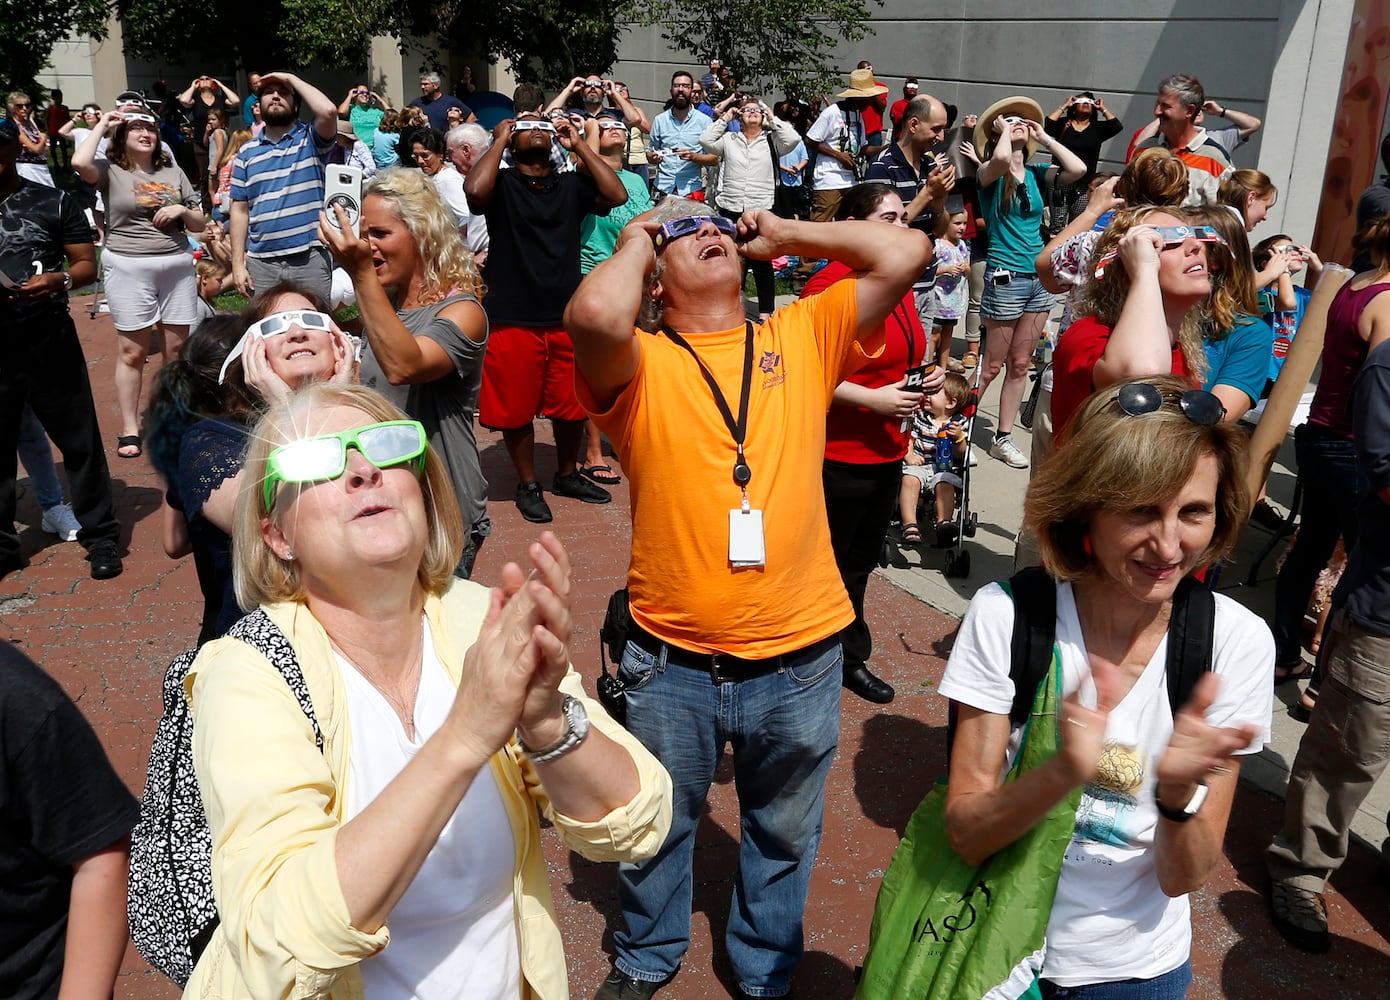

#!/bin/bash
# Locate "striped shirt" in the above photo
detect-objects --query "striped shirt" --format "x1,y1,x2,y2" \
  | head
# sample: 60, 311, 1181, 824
230, 120, 335, 257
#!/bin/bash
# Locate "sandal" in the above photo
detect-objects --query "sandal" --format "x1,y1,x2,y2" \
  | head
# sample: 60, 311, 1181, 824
579, 464, 622, 486
961, 351, 979, 369
1274, 659, 1315, 685
901, 523, 922, 547
116, 434, 142, 459
1290, 688, 1319, 723
946, 358, 966, 373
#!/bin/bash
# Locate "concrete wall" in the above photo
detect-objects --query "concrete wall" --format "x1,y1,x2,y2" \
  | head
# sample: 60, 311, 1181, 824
609, 0, 1358, 253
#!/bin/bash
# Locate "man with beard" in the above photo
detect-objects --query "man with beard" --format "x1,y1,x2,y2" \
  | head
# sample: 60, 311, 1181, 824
228, 72, 338, 301
0, 121, 123, 580
465, 103, 628, 523
647, 71, 714, 201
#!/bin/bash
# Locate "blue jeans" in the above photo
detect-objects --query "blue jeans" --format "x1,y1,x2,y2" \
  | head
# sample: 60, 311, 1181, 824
16, 404, 64, 510
1272, 422, 1366, 665
1040, 961, 1192, 999
612, 634, 843, 998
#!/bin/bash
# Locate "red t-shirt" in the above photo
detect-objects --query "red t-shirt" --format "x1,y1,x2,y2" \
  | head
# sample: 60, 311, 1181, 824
862, 84, 888, 139
889, 98, 910, 140
805, 261, 927, 463
1050, 316, 1189, 440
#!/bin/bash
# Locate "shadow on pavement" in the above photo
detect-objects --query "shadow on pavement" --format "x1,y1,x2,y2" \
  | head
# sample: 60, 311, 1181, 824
853, 713, 948, 837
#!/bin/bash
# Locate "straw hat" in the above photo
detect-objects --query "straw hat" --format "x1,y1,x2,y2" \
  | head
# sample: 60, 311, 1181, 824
971, 95, 1045, 160
336, 120, 357, 140
837, 68, 889, 99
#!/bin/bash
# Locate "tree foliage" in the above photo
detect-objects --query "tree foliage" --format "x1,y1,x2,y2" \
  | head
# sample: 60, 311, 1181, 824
111, 0, 877, 99
625, 0, 882, 100
0, 0, 110, 97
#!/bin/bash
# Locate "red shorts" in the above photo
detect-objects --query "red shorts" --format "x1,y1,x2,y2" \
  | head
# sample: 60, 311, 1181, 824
479, 324, 587, 430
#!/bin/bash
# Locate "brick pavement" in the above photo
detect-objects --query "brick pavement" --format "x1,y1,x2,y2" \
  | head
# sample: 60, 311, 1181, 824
2, 306, 1386, 999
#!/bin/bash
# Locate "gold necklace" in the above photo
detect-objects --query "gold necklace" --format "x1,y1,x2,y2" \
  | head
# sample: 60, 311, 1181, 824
332, 629, 424, 739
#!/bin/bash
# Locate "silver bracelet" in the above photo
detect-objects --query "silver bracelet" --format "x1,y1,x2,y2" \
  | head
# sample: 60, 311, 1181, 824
517, 694, 591, 764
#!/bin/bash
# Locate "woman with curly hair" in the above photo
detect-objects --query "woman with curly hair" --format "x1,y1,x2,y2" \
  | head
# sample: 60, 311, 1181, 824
1049, 204, 1215, 438
321, 166, 491, 577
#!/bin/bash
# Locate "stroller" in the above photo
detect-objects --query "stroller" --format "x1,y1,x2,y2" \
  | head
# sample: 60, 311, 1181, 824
880, 362, 981, 578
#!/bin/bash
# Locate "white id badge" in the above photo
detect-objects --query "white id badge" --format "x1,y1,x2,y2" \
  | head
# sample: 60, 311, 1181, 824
729, 508, 766, 567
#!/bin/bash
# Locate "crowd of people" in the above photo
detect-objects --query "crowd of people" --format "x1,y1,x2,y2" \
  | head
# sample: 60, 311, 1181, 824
1, 53, 1387, 1000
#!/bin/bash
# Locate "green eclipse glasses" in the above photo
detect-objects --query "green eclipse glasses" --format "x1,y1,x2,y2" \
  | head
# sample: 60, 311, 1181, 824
263, 420, 428, 510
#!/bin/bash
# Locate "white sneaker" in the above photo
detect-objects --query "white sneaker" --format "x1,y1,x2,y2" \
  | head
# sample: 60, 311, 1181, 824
40, 503, 80, 541
967, 447, 979, 467
989, 436, 1029, 469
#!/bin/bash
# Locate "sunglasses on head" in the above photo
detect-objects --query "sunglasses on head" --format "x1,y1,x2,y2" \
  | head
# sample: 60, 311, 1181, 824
653, 214, 738, 251
263, 420, 428, 510
1110, 382, 1225, 426
1093, 225, 1228, 278
217, 311, 333, 383
513, 119, 556, 133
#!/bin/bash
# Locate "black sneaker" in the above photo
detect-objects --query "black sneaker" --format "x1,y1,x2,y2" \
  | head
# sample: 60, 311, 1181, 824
594, 968, 670, 1000
515, 482, 554, 523
553, 469, 612, 505
934, 521, 960, 548
86, 540, 123, 580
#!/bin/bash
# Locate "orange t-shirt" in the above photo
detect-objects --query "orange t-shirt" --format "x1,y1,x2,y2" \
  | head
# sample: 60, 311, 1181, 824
579, 279, 871, 658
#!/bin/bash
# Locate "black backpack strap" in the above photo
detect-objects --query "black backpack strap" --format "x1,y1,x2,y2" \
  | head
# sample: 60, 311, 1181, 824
225, 610, 324, 753
1007, 566, 1058, 728
1165, 576, 1215, 714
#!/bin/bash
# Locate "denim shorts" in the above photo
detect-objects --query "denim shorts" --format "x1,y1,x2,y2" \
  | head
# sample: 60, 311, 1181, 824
980, 267, 1055, 321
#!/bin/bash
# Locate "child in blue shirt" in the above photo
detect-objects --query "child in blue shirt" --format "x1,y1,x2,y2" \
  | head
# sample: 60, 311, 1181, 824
1253, 233, 1324, 396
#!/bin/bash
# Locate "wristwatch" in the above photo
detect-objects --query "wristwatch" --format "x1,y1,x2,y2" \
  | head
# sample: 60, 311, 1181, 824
1155, 780, 1208, 823
518, 694, 591, 764
62, 272, 72, 291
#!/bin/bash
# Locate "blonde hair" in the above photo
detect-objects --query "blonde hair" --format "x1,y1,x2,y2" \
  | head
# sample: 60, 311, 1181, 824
1074, 205, 1206, 379
1025, 374, 1250, 581
363, 167, 484, 303
1192, 205, 1259, 335
217, 129, 251, 172
232, 384, 463, 609
1114, 148, 1188, 207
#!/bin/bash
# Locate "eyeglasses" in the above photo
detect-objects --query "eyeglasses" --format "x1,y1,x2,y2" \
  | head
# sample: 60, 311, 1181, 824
1110, 383, 1226, 426
1093, 225, 1228, 278
217, 310, 333, 383
263, 420, 428, 510
513, 119, 556, 133
653, 214, 737, 251
412, 148, 438, 160
11, 102, 30, 109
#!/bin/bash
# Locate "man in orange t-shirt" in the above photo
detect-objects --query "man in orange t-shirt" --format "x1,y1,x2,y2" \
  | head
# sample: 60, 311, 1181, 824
566, 201, 929, 1000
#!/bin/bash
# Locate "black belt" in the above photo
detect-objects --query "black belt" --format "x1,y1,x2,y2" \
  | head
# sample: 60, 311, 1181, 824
630, 621, 830, 684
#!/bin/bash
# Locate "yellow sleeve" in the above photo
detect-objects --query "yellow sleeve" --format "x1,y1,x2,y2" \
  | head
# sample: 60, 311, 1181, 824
514, 670, 673, 863
190, 640, 387, 999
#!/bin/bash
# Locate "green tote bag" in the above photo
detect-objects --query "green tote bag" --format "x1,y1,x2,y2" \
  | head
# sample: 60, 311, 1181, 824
856, 650, 1080, 1000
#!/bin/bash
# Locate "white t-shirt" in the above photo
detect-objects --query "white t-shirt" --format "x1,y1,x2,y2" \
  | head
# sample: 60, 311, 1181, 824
938, 580, 1273, 986
431, 165, 489, 253
340, 620, 521, 1000
806, 103, 863, 191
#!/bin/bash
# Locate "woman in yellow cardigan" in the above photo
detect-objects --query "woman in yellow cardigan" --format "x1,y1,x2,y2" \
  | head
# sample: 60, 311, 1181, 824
185, 382, 671, 1000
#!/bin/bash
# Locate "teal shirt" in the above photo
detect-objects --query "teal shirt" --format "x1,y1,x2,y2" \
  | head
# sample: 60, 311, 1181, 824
1203, 314, 1273, 408
979, 163, 1049, 272
349, 105, 385, 149
580, 171, 653, 274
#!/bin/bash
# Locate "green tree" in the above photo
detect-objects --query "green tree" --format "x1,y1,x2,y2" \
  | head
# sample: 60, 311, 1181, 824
625, 0, 882, 99
0, 0, 110, 97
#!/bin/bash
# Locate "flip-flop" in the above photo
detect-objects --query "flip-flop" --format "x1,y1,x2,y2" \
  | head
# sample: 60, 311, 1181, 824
117, 434, 142, 459
580, 464, 622, 486
1274, 659, 1315, 685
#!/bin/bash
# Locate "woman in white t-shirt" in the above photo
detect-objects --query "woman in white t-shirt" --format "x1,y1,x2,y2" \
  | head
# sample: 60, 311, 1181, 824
940, 374, 1273, 998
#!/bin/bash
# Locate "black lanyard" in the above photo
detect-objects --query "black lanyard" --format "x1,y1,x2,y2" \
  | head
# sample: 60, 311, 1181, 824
662, 321, 755, 488
893, 301, 917, 368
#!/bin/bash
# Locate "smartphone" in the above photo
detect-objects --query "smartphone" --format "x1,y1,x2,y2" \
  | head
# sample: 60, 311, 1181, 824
324, 165, 364, 237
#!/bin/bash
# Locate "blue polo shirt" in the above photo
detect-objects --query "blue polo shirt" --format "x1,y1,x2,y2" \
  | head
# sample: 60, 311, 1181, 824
649, 107, 713, 195
230, 120, 335, 258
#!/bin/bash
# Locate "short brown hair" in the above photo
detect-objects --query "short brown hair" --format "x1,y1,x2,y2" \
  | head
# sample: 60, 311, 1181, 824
1025, 374, 1250, 581
232, 384, 463, 609
1114, 148, 1188, 207
941, 371, 971, 411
